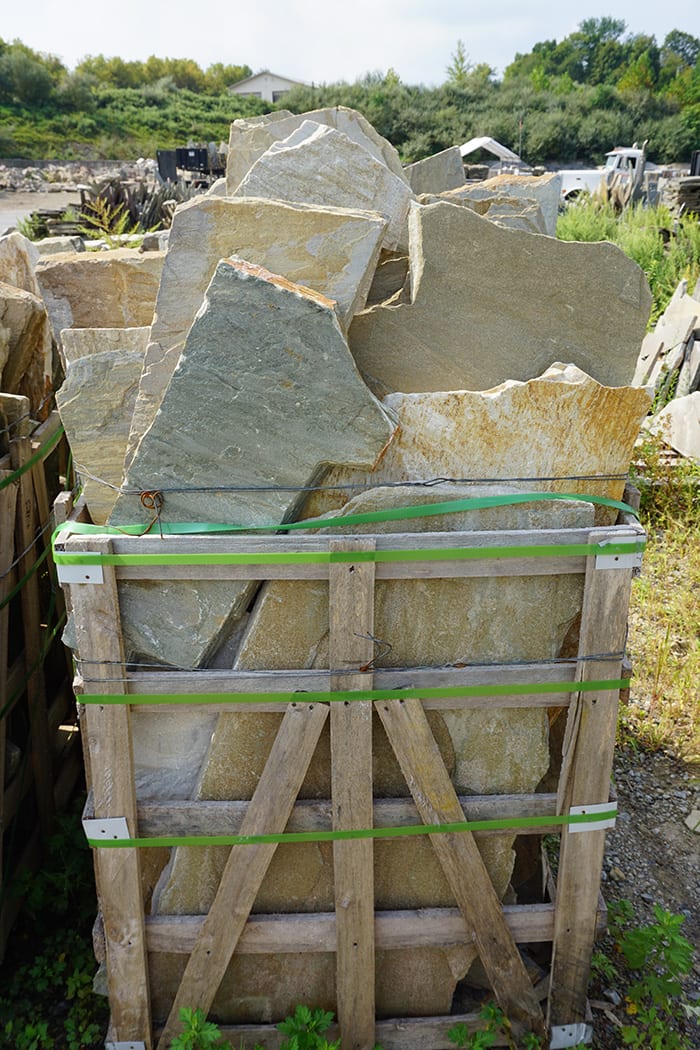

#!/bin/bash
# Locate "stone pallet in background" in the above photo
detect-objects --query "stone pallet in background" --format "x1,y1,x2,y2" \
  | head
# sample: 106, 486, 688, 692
57, 499, 644, 1049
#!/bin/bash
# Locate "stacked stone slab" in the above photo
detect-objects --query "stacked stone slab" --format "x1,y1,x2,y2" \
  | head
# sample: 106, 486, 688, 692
48, 109, 655, 1027
0, 232, 55, 416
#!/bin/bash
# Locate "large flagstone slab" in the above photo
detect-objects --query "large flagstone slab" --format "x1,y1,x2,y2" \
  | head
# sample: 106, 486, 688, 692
55, 328, 149, 523
0, 232, 41, 295
124, 196, 386, 469
233, 121, 414, 252
226, 106, 407, 194
404, 146, 465, 195
448, 172, 562, 237
647, 391, 700, 461
149, 485, 592, 1019
302, 364, 652, 522
349, 201, 651, 395
110, 258, 396, 667
35, 248, 164, 334
0, 280, 53, 415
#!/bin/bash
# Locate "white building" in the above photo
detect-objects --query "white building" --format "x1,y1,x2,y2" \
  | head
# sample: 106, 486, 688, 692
229, 70, 306, 104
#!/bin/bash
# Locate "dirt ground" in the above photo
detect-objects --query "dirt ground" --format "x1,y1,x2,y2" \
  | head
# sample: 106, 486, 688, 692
0, 189, 81, 233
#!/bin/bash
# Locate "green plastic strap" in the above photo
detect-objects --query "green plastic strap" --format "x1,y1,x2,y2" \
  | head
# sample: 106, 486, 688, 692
49, 487, 642, 546
57, 539, 644, 568
52, 494, 644, 567
0, 543, 51, 612
80, 678, 629, 707
85, 806, 619, 849
0, 424, 64, 491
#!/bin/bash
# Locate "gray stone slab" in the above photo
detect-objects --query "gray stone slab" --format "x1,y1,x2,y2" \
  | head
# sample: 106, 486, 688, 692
234, 121, 414, 252
110, 258, 396, 667
124, 195, 386, 470
648, 391, 700, 461
350, 201, 651, 396
226, 105, 407, 194
404, 146, 465, 195
55, 329, 149, 523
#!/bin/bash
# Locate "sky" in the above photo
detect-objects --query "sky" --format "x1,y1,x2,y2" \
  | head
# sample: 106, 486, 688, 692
2, 0, 697, 85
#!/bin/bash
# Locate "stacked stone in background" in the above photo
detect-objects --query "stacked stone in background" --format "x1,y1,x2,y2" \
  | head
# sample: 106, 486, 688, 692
36, 106, 656, 1024
633, 277, 700, 462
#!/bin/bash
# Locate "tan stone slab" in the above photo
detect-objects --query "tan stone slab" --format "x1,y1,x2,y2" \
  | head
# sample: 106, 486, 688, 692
61, 325, 150, 366
302, 364, 652, 522
150, 486, 590, 1018
226, 105, 407, 194
124, 196, 386, 470
453, 172, 562, 237
233, 121, 414, 252
35, 248, 164, 334
0, 231, 41, 296
349, 201, 651, 395
0, 280, 53, 415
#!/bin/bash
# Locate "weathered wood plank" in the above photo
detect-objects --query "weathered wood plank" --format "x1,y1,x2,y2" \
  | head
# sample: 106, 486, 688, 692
136, 791, 559, 837
10, 438, 54, 838
66, 536, 152, 1047
157, 701, 329, 1050
329, 538, 376, 1050
0, 470, 19, 964
145, 901, 578, 954
549, 530, 633, 1026
377, 697, 544, 1038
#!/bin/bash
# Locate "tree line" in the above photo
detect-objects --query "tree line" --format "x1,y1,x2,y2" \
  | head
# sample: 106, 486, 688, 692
0, 18, 698, 163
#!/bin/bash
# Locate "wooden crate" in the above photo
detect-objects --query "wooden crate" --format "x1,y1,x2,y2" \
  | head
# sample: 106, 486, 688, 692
55, 500, 644, 1050
0, 411, 84, 961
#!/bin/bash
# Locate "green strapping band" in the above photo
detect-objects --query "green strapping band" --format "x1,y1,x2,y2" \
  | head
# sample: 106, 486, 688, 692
0, 424, 64, 491
85, 806, 619, 849
52, 492, 643, 568
80, 678, 629, 707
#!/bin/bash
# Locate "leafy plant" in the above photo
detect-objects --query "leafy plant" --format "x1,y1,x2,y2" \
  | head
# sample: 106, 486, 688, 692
169, 1007, 232, 1049
277, 1005, 340, 1050
594, 899, 698, 1049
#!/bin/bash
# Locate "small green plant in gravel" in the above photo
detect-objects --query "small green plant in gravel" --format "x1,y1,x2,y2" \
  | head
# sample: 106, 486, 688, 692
592, 899, 698, 1049
277, 1005, 340, 1050
169, 1007, 235, 1049
447, 1001, 585, 1049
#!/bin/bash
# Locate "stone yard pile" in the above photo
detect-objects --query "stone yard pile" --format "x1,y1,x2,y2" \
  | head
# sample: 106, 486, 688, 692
633, 277, 700, 462
6, 106, 658, 1023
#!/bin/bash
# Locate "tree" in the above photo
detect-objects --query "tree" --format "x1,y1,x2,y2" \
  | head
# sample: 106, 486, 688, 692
445, 40, 472, 88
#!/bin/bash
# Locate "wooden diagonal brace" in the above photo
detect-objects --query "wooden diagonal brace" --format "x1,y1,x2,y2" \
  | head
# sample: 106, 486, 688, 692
376, 696, 544, 1039
157, 700, 329, 1049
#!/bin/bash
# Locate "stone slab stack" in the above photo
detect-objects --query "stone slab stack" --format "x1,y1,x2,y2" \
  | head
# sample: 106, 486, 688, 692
49, 111, 654, 1029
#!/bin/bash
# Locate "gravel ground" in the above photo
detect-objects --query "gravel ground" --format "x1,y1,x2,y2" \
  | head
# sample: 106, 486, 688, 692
593, 745, 700, 1047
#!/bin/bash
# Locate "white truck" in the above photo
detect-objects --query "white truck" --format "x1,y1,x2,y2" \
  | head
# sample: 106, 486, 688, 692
559, 145, 656, 202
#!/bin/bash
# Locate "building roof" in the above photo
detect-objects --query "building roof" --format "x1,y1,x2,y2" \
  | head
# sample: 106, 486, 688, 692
230, 69, 305, 89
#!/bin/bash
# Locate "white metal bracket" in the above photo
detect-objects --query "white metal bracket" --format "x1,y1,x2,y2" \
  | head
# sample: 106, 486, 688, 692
550, 1022, 593, 1047
105, 1042, 146, 1049
569, 801, 617, 833
595, 541, 643, 571
57, 558, 104, 585
82, 816, 130, 842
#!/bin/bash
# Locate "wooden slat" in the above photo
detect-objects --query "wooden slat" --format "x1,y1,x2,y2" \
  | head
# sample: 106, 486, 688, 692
0, 470, 19, 965
10, 437, 54, 838
136, 791, 559, 837
97, 658, 585, 700
549, 531, 633, 1026
66, 536, 152, 1047
377, 697, 544, 1039
145, 901, 581, 954
329, 538, 376, 1050
157, 701, 329, 1049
